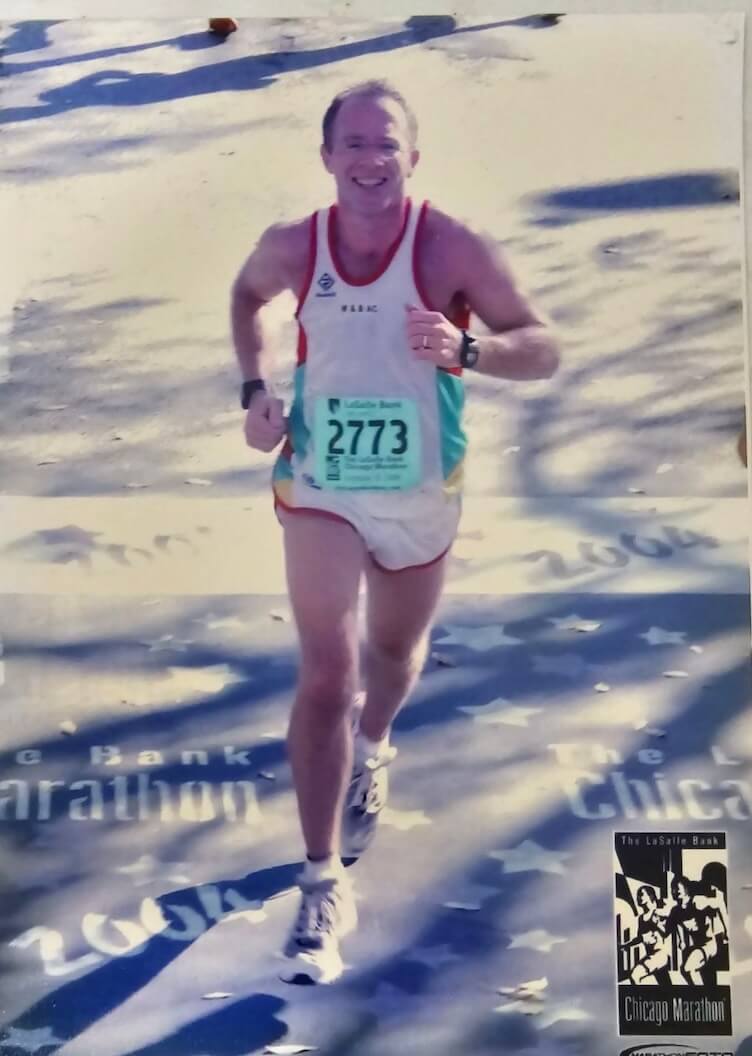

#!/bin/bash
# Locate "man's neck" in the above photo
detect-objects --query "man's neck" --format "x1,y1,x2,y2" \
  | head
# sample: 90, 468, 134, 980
333, 199, 408, 257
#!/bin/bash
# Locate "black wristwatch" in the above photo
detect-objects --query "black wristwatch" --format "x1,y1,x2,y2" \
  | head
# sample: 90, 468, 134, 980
459, 330, 479, 369
241, 378, 266, 409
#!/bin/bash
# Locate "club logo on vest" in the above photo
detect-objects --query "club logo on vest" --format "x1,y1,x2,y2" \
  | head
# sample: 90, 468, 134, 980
316, 272, 336, 297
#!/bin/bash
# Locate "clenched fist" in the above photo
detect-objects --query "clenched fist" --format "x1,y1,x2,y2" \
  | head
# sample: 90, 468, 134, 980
405, 304, 462, 368
244, 391, 286, 452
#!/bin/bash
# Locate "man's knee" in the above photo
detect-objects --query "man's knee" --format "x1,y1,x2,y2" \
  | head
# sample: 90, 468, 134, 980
295, 649, 358, 718
367, 632, 427, 670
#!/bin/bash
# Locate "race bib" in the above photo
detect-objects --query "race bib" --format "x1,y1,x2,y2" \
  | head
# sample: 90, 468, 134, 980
313, 396, 421, 491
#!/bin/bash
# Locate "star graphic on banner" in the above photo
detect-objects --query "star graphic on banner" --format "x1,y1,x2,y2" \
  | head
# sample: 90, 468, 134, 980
508, 929, 567, 953
192, 614, 246, 632
405, 944, 463, 969
140, 634, 193, 653
489, 840, 571, 875
494, 998, 544, 1017
639, 626, 688, 647
531, 653, 590, 679
0, 1025, 66, 1053
434, 624, 523, 651
497, 976, 549, 1000
114, 854, 191, 887
546, 615, 601, 633
539, 1001, 593, 1028
458, 699, 542, 727
380, 806, 432, 831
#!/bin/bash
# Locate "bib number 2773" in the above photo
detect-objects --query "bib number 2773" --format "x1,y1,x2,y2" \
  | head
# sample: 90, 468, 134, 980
313, 396, 421, 491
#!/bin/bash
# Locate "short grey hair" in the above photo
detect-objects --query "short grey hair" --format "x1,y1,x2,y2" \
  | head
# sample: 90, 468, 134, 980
322, 79, 418, 150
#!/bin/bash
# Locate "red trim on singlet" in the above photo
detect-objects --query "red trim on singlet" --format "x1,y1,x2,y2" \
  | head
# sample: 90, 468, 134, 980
296, 320, 308, 366
412, 200, 434, 310
294, 212, 318, 319
328, 198, 412, 287
413, 200, 468, 379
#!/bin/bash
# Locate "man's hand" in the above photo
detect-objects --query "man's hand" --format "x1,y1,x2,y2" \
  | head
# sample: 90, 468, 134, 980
406, 304, 462, 368
244, 391, 286, 452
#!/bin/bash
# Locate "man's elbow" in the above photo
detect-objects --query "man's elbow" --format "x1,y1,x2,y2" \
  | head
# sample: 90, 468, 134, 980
231, 275, 266, 316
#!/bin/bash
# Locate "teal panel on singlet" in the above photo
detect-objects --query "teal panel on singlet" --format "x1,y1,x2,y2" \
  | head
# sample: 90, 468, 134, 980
436, 370, 467, 479
288, 364, 310, 462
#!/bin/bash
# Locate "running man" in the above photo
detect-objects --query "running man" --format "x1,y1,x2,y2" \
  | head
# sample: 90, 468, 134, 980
627, 885, 672, 985
231, 79, 560, 983
667, 875, 729, 985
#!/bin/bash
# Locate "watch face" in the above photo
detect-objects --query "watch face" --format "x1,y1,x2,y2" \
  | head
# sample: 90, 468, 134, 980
460, 332, 478, 369
461, 341, 479, 368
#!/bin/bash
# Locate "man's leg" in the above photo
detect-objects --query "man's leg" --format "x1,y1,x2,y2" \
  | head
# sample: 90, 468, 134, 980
359, 555, 448, 742
281, 510, 365, 859
339, 553, 447, 858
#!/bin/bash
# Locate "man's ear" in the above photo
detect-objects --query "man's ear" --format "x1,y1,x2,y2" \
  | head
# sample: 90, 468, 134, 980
321, 143, 333, 174
408, 148, 421, 176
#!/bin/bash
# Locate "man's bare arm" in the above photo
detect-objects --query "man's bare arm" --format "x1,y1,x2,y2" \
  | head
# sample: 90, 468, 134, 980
459, 228, 559, 380
231, 223, 294, 382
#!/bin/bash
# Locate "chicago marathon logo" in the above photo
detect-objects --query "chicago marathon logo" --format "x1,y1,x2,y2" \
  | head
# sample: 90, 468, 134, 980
614, 831, 733, 1038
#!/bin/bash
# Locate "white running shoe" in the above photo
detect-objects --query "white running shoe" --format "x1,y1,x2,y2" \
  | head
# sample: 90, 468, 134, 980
280, 874, 357, 984
341, 734, 398, 858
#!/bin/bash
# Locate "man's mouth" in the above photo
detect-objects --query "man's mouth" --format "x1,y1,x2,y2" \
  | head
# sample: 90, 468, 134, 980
352, 177, 387, 188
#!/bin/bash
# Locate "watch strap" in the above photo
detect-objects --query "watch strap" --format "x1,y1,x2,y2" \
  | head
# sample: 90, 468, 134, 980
241, 378, 266, 409
459, 330, 479, 369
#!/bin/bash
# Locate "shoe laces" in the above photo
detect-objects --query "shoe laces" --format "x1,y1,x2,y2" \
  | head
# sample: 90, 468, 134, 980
294, 879, 344, 939
348, 746, 396, 811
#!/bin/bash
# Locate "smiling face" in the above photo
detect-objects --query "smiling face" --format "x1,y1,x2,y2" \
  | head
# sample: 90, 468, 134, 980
321, 93, 420, 215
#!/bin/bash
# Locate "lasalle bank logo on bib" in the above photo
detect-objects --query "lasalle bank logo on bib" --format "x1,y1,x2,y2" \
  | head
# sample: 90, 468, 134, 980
316, 272, 336, 296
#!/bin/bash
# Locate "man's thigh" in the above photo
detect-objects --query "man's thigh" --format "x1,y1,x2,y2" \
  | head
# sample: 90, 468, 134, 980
279, 509, 365, 665
364, 553, 448, 654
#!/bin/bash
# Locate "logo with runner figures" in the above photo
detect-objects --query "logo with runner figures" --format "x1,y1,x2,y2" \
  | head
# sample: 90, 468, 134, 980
614, 832, 732, 1037
316, 272, 336, 297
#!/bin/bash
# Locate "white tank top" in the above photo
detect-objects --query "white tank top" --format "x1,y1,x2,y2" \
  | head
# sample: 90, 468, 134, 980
274, 198, 467, 514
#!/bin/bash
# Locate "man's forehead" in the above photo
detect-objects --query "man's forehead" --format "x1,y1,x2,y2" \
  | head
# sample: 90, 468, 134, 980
336, 95, 408, 135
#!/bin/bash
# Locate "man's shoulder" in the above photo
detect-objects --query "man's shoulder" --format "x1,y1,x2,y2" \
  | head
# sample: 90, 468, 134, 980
259, 215, 315, 261
421, 204, 495, 273
422, 204, 473, 248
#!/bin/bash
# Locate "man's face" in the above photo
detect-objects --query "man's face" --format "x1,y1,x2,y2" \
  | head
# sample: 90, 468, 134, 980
321, 94, 419, 214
